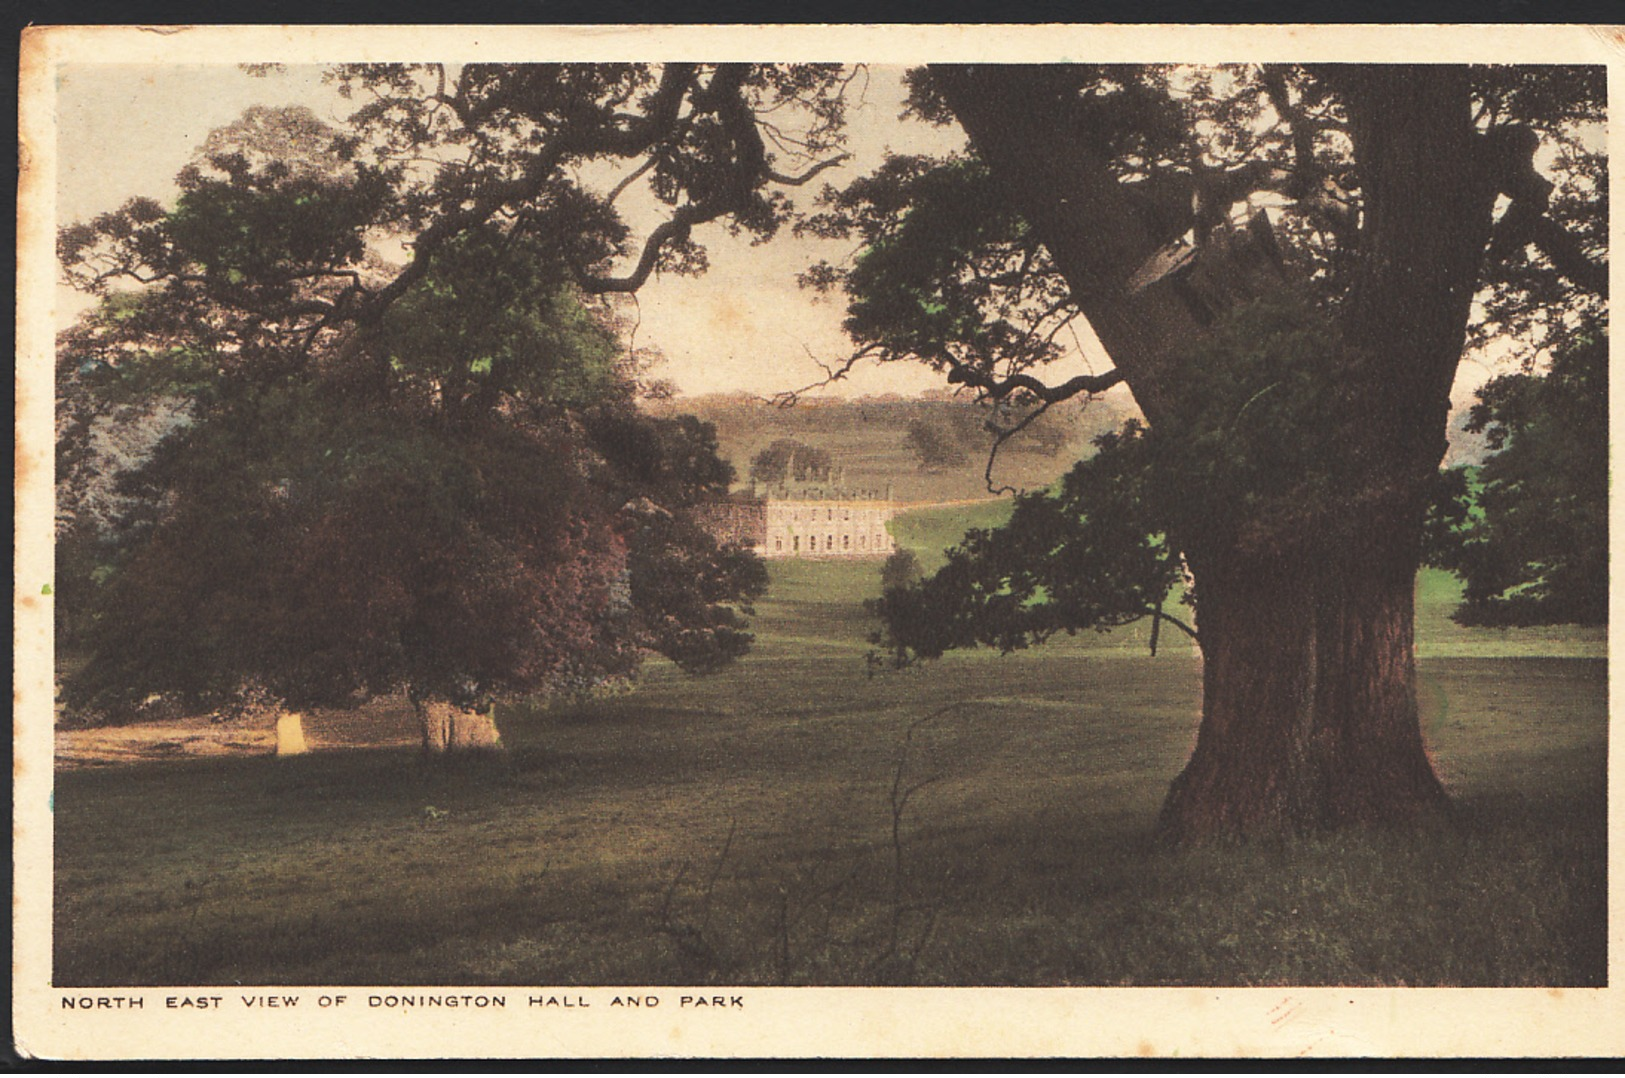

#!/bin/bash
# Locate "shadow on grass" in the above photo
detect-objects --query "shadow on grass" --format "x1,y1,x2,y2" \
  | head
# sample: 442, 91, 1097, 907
608, 789, 1607, 988
51, 645, 1605, 987
55, 747, 1605, 987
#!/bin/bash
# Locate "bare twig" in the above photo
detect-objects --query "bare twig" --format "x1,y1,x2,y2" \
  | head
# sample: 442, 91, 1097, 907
765, 342, 885, 407
698, 820, 737, 942
653, 820, 738, 980
876, 705, 963, 977
979, 397, 1058, 497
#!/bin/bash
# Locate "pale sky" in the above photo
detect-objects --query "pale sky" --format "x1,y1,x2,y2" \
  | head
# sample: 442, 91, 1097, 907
57, 63, 1116, 400
54, 62, 1520, 406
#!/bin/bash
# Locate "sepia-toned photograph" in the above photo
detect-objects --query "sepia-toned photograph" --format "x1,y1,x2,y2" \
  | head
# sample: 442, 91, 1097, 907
13, 23, 1622, 1060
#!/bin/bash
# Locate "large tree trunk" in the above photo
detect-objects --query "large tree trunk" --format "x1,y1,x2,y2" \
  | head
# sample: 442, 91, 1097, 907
1162, 535, 1449, 838
934, 64, 1499, 838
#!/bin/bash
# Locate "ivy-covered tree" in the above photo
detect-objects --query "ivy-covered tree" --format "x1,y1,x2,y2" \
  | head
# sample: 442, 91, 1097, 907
814, 65, 1605, 837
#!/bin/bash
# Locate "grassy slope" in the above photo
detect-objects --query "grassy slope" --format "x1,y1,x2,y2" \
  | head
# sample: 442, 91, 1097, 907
887, 498, 1015, 571
53, 502, 1606, 987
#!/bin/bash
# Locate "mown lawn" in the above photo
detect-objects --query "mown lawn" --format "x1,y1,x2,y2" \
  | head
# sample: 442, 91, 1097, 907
52, 504, 1607, 987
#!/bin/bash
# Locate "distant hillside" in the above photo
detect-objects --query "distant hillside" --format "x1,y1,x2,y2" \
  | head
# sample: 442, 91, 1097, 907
648, 391, 1139, 503
651, 389, 1490, 502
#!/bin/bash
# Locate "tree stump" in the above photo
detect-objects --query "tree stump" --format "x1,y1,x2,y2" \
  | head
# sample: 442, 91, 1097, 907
275, 711, 308, 756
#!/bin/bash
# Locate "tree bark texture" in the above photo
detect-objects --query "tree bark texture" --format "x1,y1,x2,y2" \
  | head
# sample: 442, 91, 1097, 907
418, 700, 504, 755
1163, 537, 1449, 837
934, 64, 1500, 837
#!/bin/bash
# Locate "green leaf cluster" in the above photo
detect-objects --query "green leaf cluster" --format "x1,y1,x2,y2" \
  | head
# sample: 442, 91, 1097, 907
1150, 293, 1355, 552
1428, 325, 1608, 626
874, 295, 1354, 661
370, 228, 625, 411
873, 421, 1181, 662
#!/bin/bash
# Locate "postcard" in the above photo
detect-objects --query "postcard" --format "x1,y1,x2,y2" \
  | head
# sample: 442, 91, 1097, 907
15, 22, 1624, 1060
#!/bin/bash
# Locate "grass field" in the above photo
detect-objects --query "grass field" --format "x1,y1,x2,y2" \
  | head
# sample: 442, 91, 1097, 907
52, 502, 1607, 987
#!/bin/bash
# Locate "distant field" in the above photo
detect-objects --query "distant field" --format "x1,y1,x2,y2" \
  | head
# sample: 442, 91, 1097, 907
52, 499, 1606, 987
649, 393, 1135, 504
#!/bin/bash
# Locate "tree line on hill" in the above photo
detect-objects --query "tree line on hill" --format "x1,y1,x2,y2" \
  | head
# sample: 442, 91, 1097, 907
653, 392, 1133, 484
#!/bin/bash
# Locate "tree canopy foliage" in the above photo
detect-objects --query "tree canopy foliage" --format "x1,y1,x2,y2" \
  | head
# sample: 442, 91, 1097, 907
902, 415, 971, 472
749, 437, 834, 485
833, 65, 1606, 660
1427, 322, 1608, 627
57, 65, 856, 722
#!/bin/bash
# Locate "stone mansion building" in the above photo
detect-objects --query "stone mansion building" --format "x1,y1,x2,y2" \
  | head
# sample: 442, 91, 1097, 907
692, 481, 898, 560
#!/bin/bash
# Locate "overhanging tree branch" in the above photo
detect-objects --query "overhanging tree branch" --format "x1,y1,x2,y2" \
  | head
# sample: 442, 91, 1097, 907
359, 63, 704, 324
579, 64, 847, 295
944, 358, 1123, 403
1145, 605, 1199, 647
1529, 214, 1608, 296
979, 398, 1055, 497
577, 205, 709, 294
765, 155, 851, 186
1479, 119, 1604, 295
